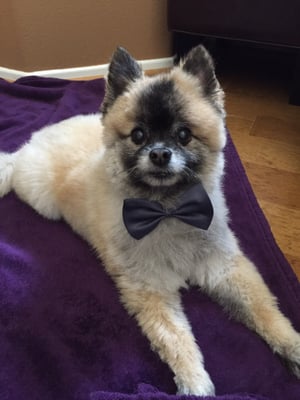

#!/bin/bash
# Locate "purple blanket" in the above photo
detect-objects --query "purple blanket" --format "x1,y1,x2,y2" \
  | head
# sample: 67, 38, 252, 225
0, 76, 299, 400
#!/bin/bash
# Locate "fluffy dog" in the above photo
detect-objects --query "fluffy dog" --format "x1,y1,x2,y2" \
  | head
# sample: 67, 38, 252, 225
0, 45, 299, 395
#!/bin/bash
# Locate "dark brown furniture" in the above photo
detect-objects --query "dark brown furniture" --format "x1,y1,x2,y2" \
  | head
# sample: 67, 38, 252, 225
168, 0, 300, 105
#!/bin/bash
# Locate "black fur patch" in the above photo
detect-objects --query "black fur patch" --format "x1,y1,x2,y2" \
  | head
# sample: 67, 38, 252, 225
135, 78, 183, 137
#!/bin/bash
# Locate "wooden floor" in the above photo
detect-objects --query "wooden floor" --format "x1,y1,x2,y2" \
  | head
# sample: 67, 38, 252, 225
217, 46, 300, 279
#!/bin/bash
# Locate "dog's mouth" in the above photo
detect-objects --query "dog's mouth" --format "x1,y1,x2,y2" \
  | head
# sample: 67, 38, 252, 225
139, 168, 181, 187
127, 165, 198, 191
148, 170, 174, 179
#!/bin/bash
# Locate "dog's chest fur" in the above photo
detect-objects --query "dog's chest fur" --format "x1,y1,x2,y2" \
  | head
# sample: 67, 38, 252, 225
99, 187, 235, 293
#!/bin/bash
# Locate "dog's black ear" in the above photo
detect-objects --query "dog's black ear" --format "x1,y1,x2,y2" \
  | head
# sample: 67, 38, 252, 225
101, 47, 143, 114
182, 45, 224, 113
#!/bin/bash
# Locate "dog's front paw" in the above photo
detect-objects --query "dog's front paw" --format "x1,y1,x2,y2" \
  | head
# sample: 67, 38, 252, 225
174, 369, 215, 396
285, 341, 300, 378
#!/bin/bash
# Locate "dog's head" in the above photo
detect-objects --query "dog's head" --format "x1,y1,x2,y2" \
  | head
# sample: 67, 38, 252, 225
101, 45, 226, 198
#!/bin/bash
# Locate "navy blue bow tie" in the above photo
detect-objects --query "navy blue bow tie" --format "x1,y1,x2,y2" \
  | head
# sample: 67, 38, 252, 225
122, 183, 214, 240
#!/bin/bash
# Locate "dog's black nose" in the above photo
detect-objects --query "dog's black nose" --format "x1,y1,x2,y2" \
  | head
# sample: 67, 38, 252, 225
149, 148, 172, 166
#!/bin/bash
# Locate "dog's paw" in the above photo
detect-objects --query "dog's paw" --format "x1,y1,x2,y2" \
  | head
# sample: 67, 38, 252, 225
174, 369, 215, 396
285, 341, 300, 379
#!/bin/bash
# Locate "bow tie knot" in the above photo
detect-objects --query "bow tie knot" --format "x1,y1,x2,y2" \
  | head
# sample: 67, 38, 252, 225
122, 183, 214, 240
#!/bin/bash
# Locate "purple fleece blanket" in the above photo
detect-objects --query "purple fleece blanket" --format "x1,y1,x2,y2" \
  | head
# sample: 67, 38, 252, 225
0, 76, 299, 400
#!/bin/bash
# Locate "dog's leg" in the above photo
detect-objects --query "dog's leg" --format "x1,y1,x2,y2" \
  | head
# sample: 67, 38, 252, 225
117, 280, 215, 395
0, 152, 17, 197
0, 148, 61, 219
206, 253, 300, 377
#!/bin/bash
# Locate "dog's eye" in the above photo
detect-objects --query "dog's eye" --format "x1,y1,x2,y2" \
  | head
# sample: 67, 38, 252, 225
177, 128, 192, 146
131, 128, 146, 145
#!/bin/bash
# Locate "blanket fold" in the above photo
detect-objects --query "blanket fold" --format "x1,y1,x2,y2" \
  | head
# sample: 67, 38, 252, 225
0, 76, 299, 400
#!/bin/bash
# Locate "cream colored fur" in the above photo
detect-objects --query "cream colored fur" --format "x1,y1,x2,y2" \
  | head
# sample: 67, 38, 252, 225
1, 57, 300, 395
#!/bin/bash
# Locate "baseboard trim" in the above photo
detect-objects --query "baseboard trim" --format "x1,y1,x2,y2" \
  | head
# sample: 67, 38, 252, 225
0, 57, 174, 81
0, 67, 27, 81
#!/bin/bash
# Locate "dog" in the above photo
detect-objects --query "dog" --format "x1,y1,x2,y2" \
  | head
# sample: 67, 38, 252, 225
0, 45, 299, 395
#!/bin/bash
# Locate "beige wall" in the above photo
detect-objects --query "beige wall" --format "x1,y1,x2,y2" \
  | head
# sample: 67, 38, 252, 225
1, 0, 171, 71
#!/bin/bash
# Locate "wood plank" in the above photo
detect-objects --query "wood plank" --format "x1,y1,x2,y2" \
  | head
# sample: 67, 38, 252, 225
250, 115, 300, 146
285, 254, 300, 280
220, 73, 288, 103
226, 115, 254, 136
259, 200, 300, 261
225, 90, 300, 122
243, 162, 300, 210
227, 120, 300, 174
258, 200, 300, 277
